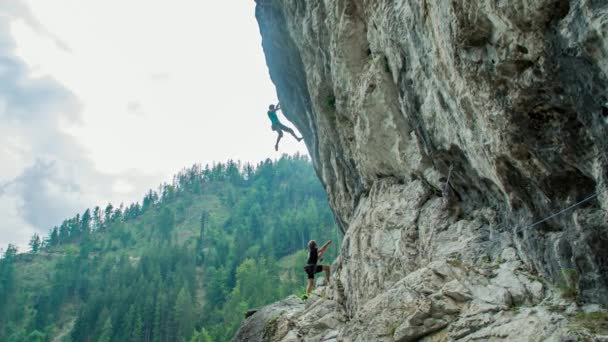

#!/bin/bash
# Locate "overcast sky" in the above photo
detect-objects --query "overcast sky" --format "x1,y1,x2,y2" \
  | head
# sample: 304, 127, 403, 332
0, 0, 307, 252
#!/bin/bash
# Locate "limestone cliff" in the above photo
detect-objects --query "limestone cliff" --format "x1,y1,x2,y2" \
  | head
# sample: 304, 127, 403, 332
234, 0, 608, 340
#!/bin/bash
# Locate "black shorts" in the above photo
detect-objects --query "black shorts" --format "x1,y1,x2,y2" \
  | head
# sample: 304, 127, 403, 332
271, 123, 288, 131
304, 265, 323, 279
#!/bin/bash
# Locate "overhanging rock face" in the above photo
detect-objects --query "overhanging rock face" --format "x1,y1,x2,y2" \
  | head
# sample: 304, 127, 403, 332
234, 1, 608, 340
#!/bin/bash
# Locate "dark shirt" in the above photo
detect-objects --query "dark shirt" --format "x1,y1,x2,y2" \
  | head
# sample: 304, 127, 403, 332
307, 247, 318, 265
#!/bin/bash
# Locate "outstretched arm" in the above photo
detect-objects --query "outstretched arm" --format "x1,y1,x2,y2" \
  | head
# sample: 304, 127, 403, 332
318, 240, 332, 257
275, 103, 281, 111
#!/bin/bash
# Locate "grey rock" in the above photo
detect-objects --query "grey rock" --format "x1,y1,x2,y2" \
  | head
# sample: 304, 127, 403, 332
234, 0, 608, 341
441, 280, 472, 303
231, 296, 304, 342
583, 304, 603, 314
245, 309, 259, 318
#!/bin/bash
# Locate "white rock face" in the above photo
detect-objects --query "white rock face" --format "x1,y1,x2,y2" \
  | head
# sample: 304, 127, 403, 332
234, 0, 608, 340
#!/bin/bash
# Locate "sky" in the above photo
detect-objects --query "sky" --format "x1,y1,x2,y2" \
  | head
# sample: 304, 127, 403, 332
0, 0, 307, 252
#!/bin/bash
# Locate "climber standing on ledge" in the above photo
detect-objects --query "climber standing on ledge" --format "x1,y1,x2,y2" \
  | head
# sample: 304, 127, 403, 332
267, 103, 303, 151
303, 240, 331, 299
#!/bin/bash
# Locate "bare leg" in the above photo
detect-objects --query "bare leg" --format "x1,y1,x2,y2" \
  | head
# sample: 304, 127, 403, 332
275, 131, 283, 151
282, 126, 303, 142
306, 279, 314, 295
323, 265, 330, 283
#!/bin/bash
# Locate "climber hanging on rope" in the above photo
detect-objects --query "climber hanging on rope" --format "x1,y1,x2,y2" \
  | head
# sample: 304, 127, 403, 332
267, 103, 303, 151
302, 239, 331, 300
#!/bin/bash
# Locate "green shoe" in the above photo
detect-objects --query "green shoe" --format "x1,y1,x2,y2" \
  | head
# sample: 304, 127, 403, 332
301, 294, 309, 300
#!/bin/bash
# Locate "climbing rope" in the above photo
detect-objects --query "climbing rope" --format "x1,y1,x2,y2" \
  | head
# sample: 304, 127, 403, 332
444, 165, 453, 193
442, 165, 454, 205
438, 164, 602, 232
520, 192, 601, 231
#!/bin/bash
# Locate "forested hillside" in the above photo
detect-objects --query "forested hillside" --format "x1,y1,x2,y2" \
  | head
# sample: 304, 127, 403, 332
0, 154, 339, 342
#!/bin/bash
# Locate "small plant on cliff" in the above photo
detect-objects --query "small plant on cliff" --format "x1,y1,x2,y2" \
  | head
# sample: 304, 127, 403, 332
572, 311, 608, 335
387, 323, 398, 336
480, 255, 491, 264
546, 304, 566, 313
447, 258, 463, 268
262, 313, 282, 341
557, 268, 579, 301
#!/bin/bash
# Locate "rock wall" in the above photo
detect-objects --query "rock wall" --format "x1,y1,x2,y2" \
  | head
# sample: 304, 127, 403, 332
234, 0, 608, 340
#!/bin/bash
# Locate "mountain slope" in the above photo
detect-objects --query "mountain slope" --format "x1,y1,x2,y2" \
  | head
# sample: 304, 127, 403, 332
0, 154, 339, 342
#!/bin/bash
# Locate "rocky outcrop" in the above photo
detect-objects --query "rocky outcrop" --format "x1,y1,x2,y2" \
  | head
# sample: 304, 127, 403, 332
235, 0, 608, 340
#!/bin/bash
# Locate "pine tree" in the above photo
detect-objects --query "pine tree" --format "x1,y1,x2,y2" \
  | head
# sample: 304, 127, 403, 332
132, 313, 143, 342
196, 211, 208, 265
98, 316, 113, 342
58, 221, 69, 243
142, 190, 158, 212
48, 227, 59, 247
104, 203, 114, 225
157, 208, 175, 239
26, 330, 45, 342
92, 206, 102, 231
189, 328, 212, 342
152, 293, 165, 342
29, 234, 41, 253
121, 305, 136, 341
0, 244, 17, 308
173, 287, 196, 341
81, 209, 92, 236
112, 203, 124, 222
70, 214, 81, 238
143, 292, 155, 342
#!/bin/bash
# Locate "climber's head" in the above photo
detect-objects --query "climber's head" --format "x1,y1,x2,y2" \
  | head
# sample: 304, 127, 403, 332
308, 240, 317, 249
269, 104, 275, 110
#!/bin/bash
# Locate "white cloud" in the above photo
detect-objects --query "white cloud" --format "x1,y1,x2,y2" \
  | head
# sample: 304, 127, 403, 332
0, 1, 308, 250
0, 193, 36, 252
0, 1, 165, 249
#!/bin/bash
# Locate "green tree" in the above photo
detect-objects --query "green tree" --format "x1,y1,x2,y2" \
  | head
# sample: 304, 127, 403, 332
132, 313, 143, 342
81, 209, 92, 235
92, 206, 103, 231
98, 316, 113, 342
104, 203, 114, 226
153, 292, 167, 342
174, 287, 196, 341
157, 207, 175, 239
0, 244, 17, 307
26, 330, 45, 342
48, 227, 59, 246
58, 221, 69, 243
29, 234, 41, 253
189, 328, 212, 342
